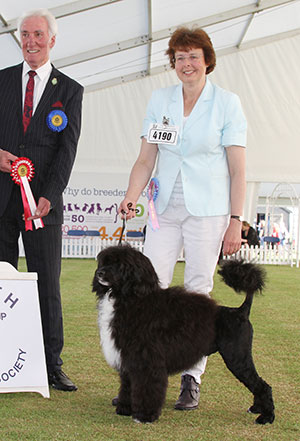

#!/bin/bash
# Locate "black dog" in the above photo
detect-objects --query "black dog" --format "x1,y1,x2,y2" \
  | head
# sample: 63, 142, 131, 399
93, 245, 275, 425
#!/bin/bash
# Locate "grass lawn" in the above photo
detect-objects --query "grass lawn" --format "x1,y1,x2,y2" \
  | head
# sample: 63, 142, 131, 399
0, 258, 299, 441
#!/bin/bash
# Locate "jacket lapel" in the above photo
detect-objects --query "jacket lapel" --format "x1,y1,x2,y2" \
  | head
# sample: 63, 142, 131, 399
168, 84, 184, 129
184, 79, 213, 132
32, 66, 61, 122
12, 64, 24, 130
167, 80, 214, 140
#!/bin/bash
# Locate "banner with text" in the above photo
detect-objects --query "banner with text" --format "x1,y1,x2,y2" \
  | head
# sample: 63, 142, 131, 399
63, 172, 148, 240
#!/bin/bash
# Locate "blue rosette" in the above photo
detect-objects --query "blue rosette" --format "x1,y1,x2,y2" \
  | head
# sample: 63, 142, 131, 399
47, 110, 68, 132
147, 177, 159, 201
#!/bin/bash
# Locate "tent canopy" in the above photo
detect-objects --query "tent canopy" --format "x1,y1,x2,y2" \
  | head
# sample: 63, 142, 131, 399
1, 0, 300, 92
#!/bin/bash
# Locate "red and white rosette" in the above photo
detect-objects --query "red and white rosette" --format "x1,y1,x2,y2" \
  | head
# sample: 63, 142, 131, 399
11, 157, 44, 231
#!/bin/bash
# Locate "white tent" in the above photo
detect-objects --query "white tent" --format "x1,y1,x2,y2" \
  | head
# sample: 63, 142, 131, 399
1, 0, 300, 225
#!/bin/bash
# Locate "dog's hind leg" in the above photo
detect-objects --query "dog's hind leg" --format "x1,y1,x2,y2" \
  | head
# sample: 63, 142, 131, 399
130, 367, 168, 423
246, 380, 275, 425
216, 314, 275, 424
222, 354, 275, 425
116, 370, 132, 417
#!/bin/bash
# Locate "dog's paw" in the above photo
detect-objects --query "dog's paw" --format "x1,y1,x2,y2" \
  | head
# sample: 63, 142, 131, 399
255, 413, 275, 425
247, 405, 261, 414
132, 412, 159, 424
116, 403, 132, 416
133, 418, 152, 424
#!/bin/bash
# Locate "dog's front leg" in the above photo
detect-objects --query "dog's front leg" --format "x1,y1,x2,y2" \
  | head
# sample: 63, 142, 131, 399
116, 370, 132, 417
130, 368, 168, 424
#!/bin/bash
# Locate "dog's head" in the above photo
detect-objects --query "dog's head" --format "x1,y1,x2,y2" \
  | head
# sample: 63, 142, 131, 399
92, 244, 159, 300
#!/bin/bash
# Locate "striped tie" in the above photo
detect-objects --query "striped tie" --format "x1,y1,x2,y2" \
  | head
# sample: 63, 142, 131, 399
23, 70, 36, 133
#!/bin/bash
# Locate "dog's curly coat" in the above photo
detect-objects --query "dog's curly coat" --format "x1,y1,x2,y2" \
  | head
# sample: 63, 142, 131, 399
93, 245, 275, 425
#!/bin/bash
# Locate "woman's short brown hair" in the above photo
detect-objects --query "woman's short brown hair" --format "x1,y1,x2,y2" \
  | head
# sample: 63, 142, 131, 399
165, 27, 216, 74
242, 221, 251, 228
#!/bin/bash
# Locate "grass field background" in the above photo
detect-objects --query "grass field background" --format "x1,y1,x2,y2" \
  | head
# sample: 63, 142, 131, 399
1, 258, 299, 441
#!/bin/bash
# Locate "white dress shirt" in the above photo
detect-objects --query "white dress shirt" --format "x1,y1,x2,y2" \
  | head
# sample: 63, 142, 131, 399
22, 60, 52, 114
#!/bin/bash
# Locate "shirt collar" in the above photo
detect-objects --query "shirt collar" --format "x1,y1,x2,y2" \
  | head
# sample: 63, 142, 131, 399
22, 60, 52, 81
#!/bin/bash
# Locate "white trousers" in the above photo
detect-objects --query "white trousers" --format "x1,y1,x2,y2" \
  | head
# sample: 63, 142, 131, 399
144, 200, 229, 384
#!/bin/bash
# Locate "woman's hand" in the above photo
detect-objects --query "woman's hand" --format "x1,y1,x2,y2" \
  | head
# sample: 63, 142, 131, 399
222, 218, 242, 256
118, 198, 137, 220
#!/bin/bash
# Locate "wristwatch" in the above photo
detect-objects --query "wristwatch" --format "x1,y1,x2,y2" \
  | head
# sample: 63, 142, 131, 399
230, 215, 243, 222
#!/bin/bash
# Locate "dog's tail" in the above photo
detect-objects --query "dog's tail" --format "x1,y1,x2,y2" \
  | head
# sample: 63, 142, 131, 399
218, 260, 266, 315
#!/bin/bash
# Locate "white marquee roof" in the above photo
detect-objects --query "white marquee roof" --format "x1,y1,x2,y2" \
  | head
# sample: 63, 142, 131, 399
1, 0, 300, 92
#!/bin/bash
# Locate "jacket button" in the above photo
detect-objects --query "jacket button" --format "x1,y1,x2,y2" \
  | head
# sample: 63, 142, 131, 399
19, 144, 25, 149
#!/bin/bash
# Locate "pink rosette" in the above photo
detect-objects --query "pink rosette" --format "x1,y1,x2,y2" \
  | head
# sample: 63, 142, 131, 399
147, 178, 160, 231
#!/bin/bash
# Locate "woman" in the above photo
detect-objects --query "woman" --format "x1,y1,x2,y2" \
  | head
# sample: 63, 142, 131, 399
119, 27, 247, 411
242, 221, 260, 247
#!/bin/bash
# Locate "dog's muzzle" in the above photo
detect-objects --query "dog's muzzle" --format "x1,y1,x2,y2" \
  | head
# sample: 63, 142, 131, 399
98, 277, 110, 286
96, 270, 111, 286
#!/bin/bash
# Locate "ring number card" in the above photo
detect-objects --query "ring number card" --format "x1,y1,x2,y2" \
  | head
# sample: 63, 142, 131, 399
147, 123, 179, 146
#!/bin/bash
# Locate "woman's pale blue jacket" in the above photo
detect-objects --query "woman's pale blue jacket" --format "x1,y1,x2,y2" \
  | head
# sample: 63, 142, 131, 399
141, 79, 247, 217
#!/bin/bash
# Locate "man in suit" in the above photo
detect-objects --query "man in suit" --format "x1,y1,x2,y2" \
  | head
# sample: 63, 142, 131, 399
0, 9, 83, 391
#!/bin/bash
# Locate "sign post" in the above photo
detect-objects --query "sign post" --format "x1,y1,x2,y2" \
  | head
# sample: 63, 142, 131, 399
0, 262, 49, 398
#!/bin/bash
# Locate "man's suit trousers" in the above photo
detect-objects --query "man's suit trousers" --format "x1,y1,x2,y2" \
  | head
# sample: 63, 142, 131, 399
0, 186, 64, 372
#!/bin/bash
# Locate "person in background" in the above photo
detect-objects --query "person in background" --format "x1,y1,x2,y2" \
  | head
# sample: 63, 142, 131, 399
0, 9, 83, 391
241, 221, 260, 247
118, 26, 247, 411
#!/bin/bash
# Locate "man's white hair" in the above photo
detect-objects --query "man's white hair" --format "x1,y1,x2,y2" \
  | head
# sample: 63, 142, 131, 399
17, 9, 58, 38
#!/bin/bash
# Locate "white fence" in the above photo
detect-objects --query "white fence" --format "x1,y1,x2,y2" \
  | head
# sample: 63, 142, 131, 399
61, 237, 144, 258
222, 243, 298, 267
19, 237, 299, 267
60, 238, 300, 266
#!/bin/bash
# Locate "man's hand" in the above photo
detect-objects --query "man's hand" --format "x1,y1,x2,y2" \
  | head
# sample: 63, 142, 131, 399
0, 149, 18, 173
27, 197, 51, 220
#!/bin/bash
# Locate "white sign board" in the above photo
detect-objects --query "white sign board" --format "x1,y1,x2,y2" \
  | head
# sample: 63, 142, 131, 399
62, 172, 148, 239
0, 262, 49, 398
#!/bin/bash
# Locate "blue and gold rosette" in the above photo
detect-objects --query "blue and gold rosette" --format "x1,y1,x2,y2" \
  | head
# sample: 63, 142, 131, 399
47, 109, 68, 132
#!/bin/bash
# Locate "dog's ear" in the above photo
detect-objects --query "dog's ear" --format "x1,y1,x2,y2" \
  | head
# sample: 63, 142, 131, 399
121, 257, 159, 298
136, 254, 159, 297
112, 246, 160, 298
